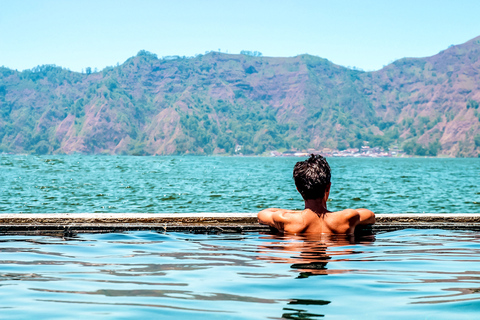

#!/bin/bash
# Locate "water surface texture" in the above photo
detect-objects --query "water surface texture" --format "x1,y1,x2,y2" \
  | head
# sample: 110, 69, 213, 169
0, 230, 479, 319
0, 155, 479, 213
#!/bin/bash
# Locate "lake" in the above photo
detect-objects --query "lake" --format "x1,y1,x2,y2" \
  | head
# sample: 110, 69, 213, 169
0, 155, 478, 214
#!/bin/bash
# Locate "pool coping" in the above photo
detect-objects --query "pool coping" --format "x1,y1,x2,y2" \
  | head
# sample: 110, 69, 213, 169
0, 213, 479, 235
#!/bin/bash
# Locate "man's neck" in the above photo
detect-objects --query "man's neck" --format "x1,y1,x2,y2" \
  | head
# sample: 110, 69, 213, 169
304, 198, 329, 215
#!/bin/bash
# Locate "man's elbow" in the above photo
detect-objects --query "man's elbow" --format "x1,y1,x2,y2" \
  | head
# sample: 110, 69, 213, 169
358, 209, 375, 225
257, 209, 273, 225
365, 214, 376, 225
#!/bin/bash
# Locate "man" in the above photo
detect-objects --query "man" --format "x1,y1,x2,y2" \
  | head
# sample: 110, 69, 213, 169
258, 154, 375, 234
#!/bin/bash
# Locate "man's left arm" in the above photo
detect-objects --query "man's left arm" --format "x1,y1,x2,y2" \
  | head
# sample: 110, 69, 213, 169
356, 208, 375, 225
258, 208, 306, 233
258, 208, 285, 227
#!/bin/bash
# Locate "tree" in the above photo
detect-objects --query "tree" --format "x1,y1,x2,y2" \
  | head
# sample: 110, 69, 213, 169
34, 141, 50, 155
137, 50, 158, 59
474, 134, 480, 148
427, 141, 441, 156
403, 141, 417, 155
467, 100, 479, 109
337, 141, 348, 150
240, 50, 263, 57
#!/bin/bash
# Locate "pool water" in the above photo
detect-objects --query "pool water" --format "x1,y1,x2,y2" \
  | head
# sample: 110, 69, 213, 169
0, 229, 479, 319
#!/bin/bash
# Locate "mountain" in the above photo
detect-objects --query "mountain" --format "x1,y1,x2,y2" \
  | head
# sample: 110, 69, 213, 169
1, 37, 480, 157
363, 36, 480, 157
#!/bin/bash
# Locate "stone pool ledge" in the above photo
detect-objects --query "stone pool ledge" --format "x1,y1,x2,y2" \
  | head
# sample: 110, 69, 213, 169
0, 213, 479, 235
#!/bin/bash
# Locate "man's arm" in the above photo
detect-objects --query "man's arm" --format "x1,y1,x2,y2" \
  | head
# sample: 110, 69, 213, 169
258, 208, 274, 226
339, 208, 375, 234
258, 208, 287, 227
258, 208, 305, 233
356, 208, 375, 225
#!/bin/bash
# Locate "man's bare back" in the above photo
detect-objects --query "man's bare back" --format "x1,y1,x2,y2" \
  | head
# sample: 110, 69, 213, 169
258, 207, 375, 234
257, 154, 375, 235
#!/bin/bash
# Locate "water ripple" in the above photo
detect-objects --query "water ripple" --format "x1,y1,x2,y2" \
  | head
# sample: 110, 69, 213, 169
0, 155, 479, 213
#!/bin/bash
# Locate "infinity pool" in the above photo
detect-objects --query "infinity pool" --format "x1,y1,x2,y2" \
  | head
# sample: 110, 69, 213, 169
0, 229, 479, 319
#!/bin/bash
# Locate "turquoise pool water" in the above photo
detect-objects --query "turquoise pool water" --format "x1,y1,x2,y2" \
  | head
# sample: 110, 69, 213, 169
0, 229, 479, 319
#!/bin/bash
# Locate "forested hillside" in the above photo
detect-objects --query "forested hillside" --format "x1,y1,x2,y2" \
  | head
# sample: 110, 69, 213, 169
1, 36, 480, 157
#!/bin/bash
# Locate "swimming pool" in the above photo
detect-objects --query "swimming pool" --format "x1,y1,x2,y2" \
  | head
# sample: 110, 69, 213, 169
0, 229, 479, 319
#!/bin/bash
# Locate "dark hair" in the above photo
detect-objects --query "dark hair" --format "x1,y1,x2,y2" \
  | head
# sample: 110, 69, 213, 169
293, 154, 331, 200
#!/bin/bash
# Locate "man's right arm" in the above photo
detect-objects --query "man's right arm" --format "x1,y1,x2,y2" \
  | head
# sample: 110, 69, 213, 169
340, 208, 375, 234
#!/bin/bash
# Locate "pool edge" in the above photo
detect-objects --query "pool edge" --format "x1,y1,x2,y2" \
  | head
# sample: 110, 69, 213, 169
0, 213, 479, 235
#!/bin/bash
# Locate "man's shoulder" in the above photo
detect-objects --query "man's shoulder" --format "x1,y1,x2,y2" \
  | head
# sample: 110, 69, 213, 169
330, 209, 360, 220
258, 208, 303, 221
330, 208, 375, 226
258, 208, 307, 233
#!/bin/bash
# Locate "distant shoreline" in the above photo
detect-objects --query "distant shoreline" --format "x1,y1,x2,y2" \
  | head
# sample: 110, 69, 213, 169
1, 152, 476, 159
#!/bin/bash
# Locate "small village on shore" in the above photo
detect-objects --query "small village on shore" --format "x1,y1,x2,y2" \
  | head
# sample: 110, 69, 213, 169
269, 145, 406, 157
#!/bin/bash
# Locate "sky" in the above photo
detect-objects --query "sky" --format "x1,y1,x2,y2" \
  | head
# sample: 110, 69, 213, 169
1, 0, 480, 73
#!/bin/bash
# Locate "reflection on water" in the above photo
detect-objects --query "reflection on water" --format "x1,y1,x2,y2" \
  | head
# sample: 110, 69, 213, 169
257, 233, 376, 278
282, 300, 329, 320
0, 230, 479, 319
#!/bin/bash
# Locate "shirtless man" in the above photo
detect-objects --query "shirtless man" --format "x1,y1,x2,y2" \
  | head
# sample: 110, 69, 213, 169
258, 154, 375, 234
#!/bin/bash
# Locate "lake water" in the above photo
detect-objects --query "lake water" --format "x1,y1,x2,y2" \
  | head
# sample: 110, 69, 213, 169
0, 229, 479, 319
0, 155, 479, 214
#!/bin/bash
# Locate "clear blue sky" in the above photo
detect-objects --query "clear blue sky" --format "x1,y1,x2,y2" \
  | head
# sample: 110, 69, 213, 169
1, 0, 480, 72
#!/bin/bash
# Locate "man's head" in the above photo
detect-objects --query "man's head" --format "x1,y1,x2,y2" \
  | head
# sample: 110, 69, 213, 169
293, 154, 331, 200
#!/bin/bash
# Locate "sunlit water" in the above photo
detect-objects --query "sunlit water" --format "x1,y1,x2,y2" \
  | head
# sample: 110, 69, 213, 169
0, 230, 479, 319
0, 155, 479, 213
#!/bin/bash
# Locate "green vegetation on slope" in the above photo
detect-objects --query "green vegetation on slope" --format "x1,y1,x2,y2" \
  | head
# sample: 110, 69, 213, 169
1, 37, 480, 157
